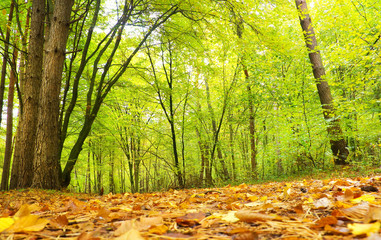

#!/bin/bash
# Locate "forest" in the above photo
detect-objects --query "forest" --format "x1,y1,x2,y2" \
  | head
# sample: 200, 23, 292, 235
0, 0, 380, 194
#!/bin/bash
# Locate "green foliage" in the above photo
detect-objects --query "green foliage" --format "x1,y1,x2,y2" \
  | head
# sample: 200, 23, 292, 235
0, 0, 380, 192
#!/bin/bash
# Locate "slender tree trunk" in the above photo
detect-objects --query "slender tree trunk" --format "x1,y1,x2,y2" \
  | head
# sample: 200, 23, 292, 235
295, 0, 349, 165
204, 78, 229, 180
109, 150, 114, 193
0, 0, 14, 128
229, 120, 236, 181
1, 47, 18, 191
11, 0, 45, 189
235, 17, 257, 177
244, 69, 257, 176
32, 0, 74, 189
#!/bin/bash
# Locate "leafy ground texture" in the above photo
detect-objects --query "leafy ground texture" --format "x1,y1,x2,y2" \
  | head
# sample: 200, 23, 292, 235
2, 176, 381, 239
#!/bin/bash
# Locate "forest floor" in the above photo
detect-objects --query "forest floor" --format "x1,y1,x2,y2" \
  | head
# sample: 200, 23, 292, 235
2, 172, 381, 239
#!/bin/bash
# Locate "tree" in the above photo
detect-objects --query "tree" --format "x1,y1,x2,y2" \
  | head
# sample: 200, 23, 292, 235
32, 0, 74, 188
60, 1, 181, 188
10, 0, 45, 189
1, 45, 17, 190
146, 39, 185, 188
295, 0, 349, 165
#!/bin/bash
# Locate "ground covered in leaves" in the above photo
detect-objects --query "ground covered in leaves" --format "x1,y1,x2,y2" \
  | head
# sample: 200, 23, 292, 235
2, 176, 381, 239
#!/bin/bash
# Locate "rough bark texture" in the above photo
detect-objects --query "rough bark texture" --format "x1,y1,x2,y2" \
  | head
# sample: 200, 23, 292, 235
10, 0, 45, 189
32, 0, 74, 189
295, 0, 349, 165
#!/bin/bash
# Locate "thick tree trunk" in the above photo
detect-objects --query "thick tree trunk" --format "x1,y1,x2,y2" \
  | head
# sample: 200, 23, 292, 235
1, 47, 18, 191
32, 0, 74, 189
11, 0, 45, 189
295, 0, 349, 165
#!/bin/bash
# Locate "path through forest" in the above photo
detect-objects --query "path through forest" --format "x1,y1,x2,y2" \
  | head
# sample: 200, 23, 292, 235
1, 175, 381, 239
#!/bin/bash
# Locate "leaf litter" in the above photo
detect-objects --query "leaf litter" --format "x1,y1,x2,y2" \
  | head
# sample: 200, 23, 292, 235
2, 176, 381, 239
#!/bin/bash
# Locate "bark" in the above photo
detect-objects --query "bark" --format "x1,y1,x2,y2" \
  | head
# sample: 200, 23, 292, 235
295, 0, 349, 165
1, 47, 18, 191
11, 0, 45, 189
32, 0, 74, 189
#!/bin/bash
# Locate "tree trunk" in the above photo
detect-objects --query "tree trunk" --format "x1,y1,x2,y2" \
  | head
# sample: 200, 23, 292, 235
1, 46, 18, 191
11, 0, 45, 189
32, 0, 74, 189
0, 0, 14, 128
295, 0, 349, 165
204, 78, 229, 180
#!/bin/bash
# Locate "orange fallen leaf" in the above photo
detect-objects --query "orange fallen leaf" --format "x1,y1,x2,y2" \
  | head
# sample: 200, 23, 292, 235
312, 216, 337, 228
235, 211, 282, 222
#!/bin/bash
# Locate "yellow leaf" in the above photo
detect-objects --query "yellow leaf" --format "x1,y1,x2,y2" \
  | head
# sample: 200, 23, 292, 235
350, 195, 375, 204
114, 228, 145, 240
222, 211, 240, 223
14, 204, 31, 218
148, 224, 168, 235
0, 217, 14, 232
348, 222, 380, 236
260, 196, 267, 202
8, 215, 49, 232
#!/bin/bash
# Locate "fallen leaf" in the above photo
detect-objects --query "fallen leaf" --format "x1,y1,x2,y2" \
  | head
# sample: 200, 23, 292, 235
364, 204, 381, 223
222, 211, 240, 223
313, 197, 331, 209
0, 217, 14, 232
115, 220, 133, 236
235, 211, 282, 222
148, 224, 168, 234
114, 228, 144, 240
348, 222, 380, 236
312, 216, 337, 228
50, 215, 69, 228
341, 201, 369, 220
350, 194, 375, 204
14, 204, 30, 218
8, 215, 49, 232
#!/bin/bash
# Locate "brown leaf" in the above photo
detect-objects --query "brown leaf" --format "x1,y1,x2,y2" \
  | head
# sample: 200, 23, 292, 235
233, 232, 259, 240
176, 212, 205, 227
50, 215, 68, 228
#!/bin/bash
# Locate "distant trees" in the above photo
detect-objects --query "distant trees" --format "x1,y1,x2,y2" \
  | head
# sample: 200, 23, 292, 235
0, 0, 379, 192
